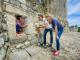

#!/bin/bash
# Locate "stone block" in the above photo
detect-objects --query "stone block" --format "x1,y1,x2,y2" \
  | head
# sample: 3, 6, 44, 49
25, 46, 41, 56
30, 38, 37, 45
0, 4, 1, 12
27, 35, 32, 41
31, 52, 51, 60
16, 41, 31, 49
8, 49, 30, 60
0, 32, 8, 42
0, 22, 2, 33
26, 23, 35, 34
3, 32, 8, 42
6, 14, 16, 39
0, 48, 6, 60
0, 12, 2, 22
6, 4, 27, 16
10, 33, 27, 43
19, 0, 26, 4
24, 41, 31, 47
0, 38, 4, 48
2, 23, 7, 31
16, 43, 24, 49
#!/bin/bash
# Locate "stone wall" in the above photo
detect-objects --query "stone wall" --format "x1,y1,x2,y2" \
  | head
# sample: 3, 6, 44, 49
0, 0, 69, 60
45, 0, 68, 32
0, 0, 38, 60
0, 0, 8, 60
2, 0, 38, 44
46, 0, 67, 18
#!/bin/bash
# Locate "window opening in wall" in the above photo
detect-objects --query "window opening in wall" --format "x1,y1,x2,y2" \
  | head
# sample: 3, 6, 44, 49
15, 15, 27, 35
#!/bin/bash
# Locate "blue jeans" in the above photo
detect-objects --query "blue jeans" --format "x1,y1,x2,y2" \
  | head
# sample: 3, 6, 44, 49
56, 27, 63, 50
44, 28, 53, 45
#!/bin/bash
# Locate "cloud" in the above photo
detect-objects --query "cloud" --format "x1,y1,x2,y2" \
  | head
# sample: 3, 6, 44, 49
68, 3, 80, 15
68, 12, 80, 18
67, 0, 80, 26
67, 0, 80, 6
68, 16, 80, 26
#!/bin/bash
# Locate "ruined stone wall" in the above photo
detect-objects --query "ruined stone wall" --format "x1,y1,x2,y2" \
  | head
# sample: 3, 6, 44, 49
46, 0, 69, 32
2, 0, 38, 44
0, 0, 38, 60
0, 0, 9, 60
46, 0, 67, 19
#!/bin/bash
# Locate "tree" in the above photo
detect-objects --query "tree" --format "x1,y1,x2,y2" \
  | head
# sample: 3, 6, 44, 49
78, 27, 80, 32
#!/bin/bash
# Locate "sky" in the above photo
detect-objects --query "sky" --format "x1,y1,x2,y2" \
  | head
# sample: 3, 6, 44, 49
67, 0, 80, 27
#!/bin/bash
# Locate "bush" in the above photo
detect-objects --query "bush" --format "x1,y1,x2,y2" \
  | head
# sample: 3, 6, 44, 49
78, 27, 80, 32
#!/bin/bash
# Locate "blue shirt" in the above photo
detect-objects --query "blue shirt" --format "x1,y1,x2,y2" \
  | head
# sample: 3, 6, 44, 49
52, 19, 63, 29
16, 24, 22, 33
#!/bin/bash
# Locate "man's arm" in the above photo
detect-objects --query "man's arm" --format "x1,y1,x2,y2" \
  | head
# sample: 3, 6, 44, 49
38, 24, 47, 28
20, 24, 28, 28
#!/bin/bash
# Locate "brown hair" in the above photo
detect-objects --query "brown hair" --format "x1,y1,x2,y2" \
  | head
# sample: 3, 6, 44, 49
38, 14, 43, 18
15, 15, 22, 20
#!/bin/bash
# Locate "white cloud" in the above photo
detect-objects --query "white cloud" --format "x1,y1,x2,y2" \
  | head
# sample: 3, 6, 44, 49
68, 16, 80, 26
68, 3, 80, 15
67, 0, 80, 26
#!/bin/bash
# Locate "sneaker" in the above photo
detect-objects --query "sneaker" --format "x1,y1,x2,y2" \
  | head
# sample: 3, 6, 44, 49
44, 45, 46, 48
38, 43, 41, 47
53, 51, 60, 56
40, 44, 43, 47
49, 44, 52, 47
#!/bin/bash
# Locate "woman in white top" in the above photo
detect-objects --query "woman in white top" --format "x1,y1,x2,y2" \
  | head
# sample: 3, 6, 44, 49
43, 17, 53, 48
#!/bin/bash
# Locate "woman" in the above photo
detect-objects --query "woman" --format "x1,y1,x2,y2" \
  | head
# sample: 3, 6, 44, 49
16, 15, 27, 34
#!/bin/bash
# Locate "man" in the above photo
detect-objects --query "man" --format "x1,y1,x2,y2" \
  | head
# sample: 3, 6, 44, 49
43, 16, 53, 48
36, 14, 45, 47
46, 16, 64, 56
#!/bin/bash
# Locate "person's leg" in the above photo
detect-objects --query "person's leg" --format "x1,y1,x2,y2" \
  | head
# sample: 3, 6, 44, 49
49, 29, 53, 47
44, 29, 48, 46
40, 31, 44, 45
53, 27, 63, 56
38, 32, 41, 46
56, 28, 63, 50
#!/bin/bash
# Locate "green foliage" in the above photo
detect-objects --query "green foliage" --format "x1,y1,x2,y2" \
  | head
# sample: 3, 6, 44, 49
78, 27, 80, 32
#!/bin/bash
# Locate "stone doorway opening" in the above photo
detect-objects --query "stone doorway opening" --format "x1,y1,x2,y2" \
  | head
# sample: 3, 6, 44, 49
15, 14, 27, 37
6, 13, 27, 43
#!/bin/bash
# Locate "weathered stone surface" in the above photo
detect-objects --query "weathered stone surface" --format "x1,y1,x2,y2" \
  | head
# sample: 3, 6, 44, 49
8, 49, 30, 60
3, 32, 8, 42
0, 22, 2, 32
2, 23, 7, 31
10, 33, 27, 43
5, 3, 27, 16
0, 13, 2, 22
25, 46, 41, 56
0, 1, 1, 12
31, 52, 51, 60
0, 37, 4, 48
16, 43, 24, 49
0, 48, 6, 60
26, 23, 35, 34
55, 32, 80, 60
6, 14, 16, 39
24, 41, 31, 47
0, 33, 5, 48
0, 32, 8, 42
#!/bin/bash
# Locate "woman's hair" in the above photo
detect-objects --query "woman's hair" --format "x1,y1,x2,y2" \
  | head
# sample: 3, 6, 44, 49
38, 14, 43, 18
15, 15, 22, 20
